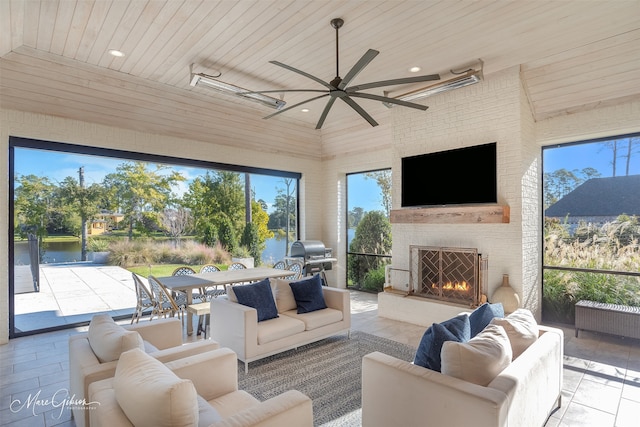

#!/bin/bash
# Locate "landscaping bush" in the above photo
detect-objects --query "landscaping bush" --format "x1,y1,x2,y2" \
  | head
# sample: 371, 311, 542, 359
543, 215, 640, 324
107, 239, 230, 267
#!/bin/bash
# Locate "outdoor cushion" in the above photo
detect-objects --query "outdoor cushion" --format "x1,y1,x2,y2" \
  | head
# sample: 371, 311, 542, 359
273, 278, 297, 313
469, 302, 504, 337
231, 278, 279, 322
113, 348, 199, 427
413, 314, 470, 371
441, 323, 513, 386
87, 313, 144, 363
490, 308, 539, 359
282, 307, 343, 331
257, 315, 305, 345
289, 274, 327, 314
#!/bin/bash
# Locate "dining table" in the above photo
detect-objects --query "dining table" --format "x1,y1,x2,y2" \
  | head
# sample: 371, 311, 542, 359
157, 267, 294, 335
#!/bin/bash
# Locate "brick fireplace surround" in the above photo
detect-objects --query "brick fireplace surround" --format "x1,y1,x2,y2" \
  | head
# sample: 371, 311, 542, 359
379, 67, 541, 327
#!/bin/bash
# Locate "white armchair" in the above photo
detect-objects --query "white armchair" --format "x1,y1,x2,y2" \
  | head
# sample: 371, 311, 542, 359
88, 347, 314, 427
69, 315, 219, 427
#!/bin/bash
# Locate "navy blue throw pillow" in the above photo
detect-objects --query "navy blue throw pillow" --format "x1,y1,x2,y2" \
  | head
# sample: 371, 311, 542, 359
469, 302, 504, 337
288, 274, 327, 314
413, 314, 470, 372
232, 278, 279, 322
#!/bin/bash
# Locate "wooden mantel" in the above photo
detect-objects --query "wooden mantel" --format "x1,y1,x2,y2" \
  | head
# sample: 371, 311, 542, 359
390, 205, 510, 224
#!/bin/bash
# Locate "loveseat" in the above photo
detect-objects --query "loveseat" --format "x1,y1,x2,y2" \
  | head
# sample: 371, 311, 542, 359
210, 275, 351, 372
69, 315, 220, 427
88, 347, 314, 427
361, 306, 564, 427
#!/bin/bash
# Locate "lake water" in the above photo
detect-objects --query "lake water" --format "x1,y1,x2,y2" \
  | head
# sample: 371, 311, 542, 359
14, 237, 290, 266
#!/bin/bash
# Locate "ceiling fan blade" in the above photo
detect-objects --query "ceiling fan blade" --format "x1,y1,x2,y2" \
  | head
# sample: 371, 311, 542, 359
340, 96, 379, 127
338, 49, 379, 90
315, 97, 337, 130
349, 92, 429, 110
238, 89, 327, 95
346, 74, 441, 92
263, 93, 330, 119
270, 61, 334, 90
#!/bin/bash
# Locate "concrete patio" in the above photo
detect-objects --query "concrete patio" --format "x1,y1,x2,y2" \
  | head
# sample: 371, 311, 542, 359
13, 263, 137, 333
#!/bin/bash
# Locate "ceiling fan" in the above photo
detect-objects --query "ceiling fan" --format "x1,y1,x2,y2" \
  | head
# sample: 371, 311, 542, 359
243, 18, 441, 129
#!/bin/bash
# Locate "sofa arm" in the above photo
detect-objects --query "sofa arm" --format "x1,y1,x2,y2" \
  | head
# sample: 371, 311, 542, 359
124, 317, 183, 349
322, 288, 350, 319
361, 352, 508, 427
210, 298, 258, 361
151, 339, 220, 364
211, 390, 313, 427
164, 348, 239, 400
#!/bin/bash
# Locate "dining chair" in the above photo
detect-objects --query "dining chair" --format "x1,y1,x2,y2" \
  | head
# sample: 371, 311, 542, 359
171, 266, 197, 276
171, 265, 206, 302
285, 261, 304, 280
273, 260, 286, 270
199, 264, 221, 273
148, 275, 187, 325
130, 273, 154, 324
229, 262, 247, 270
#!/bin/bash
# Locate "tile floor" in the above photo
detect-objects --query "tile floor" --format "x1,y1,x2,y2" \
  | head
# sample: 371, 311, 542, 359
2, 290, 640, 426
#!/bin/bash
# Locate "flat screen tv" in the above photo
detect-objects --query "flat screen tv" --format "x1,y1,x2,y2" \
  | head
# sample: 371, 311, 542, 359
401, 142, 497, 207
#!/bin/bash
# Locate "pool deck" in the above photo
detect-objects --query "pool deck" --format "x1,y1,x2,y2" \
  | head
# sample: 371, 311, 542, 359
13, 263, 137, 333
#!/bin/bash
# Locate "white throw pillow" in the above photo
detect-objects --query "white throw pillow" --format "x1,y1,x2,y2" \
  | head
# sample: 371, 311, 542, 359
490, 308, 539, 359
87, 314, 144, 363
272, 278, 297, 313
114, 348, 199, 427
441, 324, 512, 386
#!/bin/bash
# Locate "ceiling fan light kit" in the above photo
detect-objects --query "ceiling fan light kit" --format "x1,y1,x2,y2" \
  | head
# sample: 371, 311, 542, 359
190, 71, 286, 110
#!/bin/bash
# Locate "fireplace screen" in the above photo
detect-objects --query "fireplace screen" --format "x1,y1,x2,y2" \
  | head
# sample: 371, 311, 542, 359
410, 246, 486, 307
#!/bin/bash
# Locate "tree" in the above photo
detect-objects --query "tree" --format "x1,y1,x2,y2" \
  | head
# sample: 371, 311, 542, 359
160, 207, 193, 247
543, 167, 601, 209
348, 207, 365, 228
58, 168, 105, 260
14, 174, 57, 249
364, 170, 392, 217
183, 170, 245, 247
623, 137, 640, 176
268, 179, 297, 253
347, 211, 392, 288
102, 161, 185, 239
240, 222, 261, 265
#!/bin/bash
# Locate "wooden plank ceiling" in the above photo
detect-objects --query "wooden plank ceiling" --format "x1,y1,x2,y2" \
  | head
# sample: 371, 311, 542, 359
1, 0, 639, 151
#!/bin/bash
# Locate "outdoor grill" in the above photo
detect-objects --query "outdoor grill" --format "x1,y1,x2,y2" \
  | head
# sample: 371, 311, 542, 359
289, 240, 337, 280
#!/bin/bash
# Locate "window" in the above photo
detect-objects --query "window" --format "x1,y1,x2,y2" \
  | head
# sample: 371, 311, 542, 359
9, 137, 300, 337
542, 133, 640, 324
346, 169, 392, 291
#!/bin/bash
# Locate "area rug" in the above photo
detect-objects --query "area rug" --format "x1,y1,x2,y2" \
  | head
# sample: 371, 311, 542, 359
237, 331, 417, 426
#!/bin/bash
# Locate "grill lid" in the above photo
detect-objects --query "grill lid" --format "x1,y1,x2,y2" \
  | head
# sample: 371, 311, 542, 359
290, 240, 326, 259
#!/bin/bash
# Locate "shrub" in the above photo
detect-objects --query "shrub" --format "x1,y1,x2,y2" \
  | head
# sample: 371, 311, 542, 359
107, 239, 231, 267
362, 265, 387, 292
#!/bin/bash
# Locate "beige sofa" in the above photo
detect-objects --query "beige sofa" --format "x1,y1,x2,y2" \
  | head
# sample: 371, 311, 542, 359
361, 324, 564, 427
69, 316, 219, 427
88, 347, 313, 427
210, 277, 351, 372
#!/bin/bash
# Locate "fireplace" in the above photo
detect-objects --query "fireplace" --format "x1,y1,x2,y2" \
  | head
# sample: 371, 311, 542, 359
409, 246, 487, 307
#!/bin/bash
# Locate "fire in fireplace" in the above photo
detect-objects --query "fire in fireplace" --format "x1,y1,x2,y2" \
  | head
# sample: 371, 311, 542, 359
410, 246, 487, 307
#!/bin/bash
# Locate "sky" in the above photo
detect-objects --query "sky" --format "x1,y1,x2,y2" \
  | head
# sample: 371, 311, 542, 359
543, 138, 640, 178
14, 137, 637, 216
13, 147, 384, 214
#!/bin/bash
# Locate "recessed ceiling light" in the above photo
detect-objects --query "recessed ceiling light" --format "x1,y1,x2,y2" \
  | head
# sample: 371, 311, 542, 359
301, 108, 310, 113
409, 66, 421, 73
108, 49, 125, 57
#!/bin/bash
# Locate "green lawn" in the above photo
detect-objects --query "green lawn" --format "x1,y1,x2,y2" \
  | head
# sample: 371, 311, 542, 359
128, 264, 227, 277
